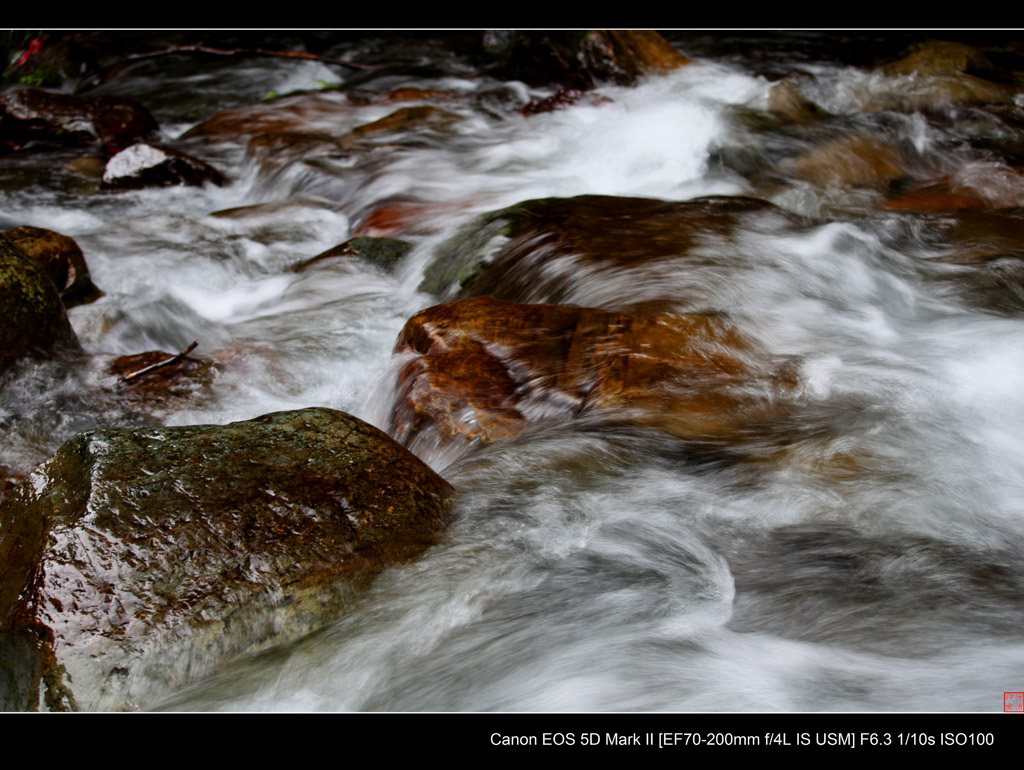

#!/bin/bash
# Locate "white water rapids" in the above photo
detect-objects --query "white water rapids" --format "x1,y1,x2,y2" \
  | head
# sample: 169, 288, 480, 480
2, 33, 1023, 712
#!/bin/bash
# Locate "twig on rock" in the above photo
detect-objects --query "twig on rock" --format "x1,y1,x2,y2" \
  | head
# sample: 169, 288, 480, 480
121, 340, 199, 383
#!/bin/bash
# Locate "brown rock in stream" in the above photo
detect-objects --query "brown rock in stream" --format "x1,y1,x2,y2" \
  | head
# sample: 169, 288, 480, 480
500, 31, 691, 90
419, 194, 786, 306
391, 296, 796, 453
0, 408, 454, 711
0, 88, 157, 153
792, 133, 907, 189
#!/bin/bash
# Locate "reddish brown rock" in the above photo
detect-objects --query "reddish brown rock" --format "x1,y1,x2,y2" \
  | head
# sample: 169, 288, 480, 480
910, 208, 1024, 315
0, 88, 157, 153
106, 347, 214, 405
933, 209, 1024, 262
391, 296, 795, 452
375, 87, 459, 104
340, 105, 461, 150
354, 198, 463, 238
793, 133, 907, 190
501, 31, 691, 90
0, 226, 100, 307
878, 189, 986, 212
183, 92, 353, 142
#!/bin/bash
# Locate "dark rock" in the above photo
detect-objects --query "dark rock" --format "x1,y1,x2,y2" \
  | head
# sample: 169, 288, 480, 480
293, 236, 413, 274
391, 295, 797, 453
725, 524, 1024, 656
0, 407, 454, 711
0, 234, 80, 372
881, 40, 997, 79
0, 88, 157, 153
521, 88, 614, 116
1, 226, 101, 307
419, 194, 785, 305
100, 143, 224, 191
500, 31, 691, 90
903, 208, 1024, 315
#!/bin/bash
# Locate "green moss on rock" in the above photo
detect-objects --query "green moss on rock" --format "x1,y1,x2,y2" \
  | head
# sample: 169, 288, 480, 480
0, 407, 454, 711
0, 234, 80, 372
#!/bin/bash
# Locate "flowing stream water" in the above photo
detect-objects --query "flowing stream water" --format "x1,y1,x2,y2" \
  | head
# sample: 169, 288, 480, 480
3, 32, 1024, 711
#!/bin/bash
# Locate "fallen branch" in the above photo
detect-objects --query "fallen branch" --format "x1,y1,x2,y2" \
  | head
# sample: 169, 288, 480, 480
120, 45, 376, 71
121, 340, 199, 383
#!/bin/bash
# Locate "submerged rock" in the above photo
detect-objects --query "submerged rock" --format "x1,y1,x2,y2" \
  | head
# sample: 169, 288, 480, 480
340, 105, 461, 150
0, 88, 157, 153
0, 408, 454, 711
792, 132, 907, 190
293, 236, 413, 274
766, 80, 827, 123
419, 194, 786, 306
1, 226, 101, 307
0, 234, 80, 373
391, 296, 796, 454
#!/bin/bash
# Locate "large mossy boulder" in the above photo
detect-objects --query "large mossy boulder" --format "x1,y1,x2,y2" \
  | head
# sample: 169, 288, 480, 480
0, 408, 454, 711
0, 234, 80, 372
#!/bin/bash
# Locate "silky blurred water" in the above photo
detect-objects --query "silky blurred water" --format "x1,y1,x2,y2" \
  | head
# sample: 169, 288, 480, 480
2, 33, 1023, 712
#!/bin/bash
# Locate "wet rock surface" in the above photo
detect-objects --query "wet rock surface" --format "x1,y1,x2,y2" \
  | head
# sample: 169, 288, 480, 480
419, 195, 788, 306
1, 226, 100, 307
0, 234, 80, 373
0, 88, 157, 153
105, 347, 214, 406
498, 31, 691, 90
0, 408, 454, 711
391, 295, 796, 454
